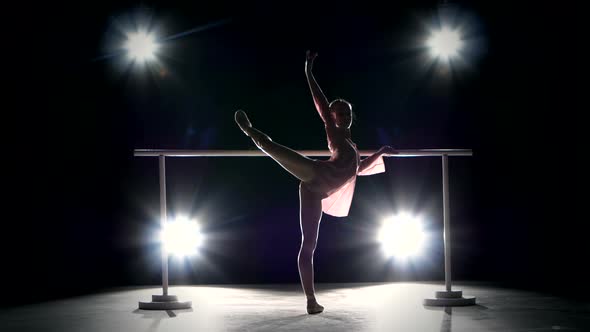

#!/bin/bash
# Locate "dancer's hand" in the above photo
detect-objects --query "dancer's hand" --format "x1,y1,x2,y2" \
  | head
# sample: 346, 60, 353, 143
379, 145, 399, 156
305, 50, 318, 73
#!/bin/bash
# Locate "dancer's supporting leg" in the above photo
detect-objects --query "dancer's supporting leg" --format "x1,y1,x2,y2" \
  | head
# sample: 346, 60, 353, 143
236, 110, 324, 314
298, 182, 324, 314
235, 110, 317, 182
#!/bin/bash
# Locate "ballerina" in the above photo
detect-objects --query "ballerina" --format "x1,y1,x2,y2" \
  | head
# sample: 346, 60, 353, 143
235, 50, 397, 314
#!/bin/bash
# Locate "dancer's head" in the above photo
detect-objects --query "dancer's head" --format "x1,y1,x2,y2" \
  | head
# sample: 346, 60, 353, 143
329, 99, 354, 129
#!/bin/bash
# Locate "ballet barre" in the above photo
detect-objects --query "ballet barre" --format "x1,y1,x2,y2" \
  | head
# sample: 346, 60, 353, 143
134, 149, 473, 157
134, 148, 475, 309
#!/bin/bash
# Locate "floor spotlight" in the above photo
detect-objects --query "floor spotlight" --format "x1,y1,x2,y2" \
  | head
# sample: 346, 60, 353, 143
378, 212, 426, 260
161, 216, 203, 258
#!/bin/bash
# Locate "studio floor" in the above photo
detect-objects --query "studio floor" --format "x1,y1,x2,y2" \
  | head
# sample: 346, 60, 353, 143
1, 282, 588, 331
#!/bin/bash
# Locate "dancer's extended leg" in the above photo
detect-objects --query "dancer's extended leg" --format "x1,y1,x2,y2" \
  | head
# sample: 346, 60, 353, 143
298, 182, 324, 314
235, 110, 317, 182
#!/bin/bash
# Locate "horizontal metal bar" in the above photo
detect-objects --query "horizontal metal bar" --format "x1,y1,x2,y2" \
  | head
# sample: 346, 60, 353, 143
134, 149, 473, 157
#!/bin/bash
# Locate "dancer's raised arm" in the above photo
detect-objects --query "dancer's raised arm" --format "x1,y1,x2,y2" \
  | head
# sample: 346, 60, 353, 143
305, 51, 332, 125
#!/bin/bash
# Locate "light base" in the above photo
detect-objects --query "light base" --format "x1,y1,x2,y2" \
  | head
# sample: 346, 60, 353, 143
138, 294, 192, 310
423, 290, 476, 306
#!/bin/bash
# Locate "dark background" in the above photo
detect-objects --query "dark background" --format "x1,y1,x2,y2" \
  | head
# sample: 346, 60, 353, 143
5, 0, 584, 306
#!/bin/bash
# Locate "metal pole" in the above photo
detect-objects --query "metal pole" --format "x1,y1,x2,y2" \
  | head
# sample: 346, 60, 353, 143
138, 155, 191, 309
442, 154, 452, 292
159, 155, 169, 296
424, 153, 475, 306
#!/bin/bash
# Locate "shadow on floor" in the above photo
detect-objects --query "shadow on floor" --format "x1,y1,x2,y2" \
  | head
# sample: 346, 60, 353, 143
423, 305, 490, 332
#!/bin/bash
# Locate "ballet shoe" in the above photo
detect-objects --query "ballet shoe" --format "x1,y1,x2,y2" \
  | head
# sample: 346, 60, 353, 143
307, 301, 324, 314
234, 110, 252, 135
